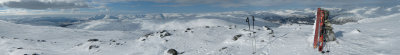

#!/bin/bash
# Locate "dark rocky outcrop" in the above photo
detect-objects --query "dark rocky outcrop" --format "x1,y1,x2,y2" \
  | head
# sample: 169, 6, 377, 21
17, 47, 23, 49
185, 28, 191, 32
233, 34, 242, 41
167, 49, 178, 55
32, 53, 40, 55
219, 47, 228, 51
205, 26, 210, 28
89, 45, 100, 50
160, 30, 172, 38
88, 39, 99, 42
37, 40, 46, 42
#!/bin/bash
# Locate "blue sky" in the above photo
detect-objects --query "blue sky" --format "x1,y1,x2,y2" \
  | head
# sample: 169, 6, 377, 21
0, 0, 398, 15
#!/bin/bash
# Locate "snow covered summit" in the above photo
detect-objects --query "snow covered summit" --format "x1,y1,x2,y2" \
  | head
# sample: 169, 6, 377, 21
0, 7, 400, 55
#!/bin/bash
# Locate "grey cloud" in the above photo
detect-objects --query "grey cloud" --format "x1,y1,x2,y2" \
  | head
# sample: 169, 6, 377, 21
128, 0, 399, 7
2, 0, 89, 9
47, 0, 398, 8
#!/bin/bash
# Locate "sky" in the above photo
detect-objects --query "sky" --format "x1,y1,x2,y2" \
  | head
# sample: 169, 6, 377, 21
0, 0, 398, 16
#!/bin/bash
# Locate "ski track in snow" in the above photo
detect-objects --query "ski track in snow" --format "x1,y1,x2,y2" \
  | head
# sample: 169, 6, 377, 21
0, 7, 400, 55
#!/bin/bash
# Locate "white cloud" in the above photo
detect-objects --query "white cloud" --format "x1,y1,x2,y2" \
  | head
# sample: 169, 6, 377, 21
0, 0, 397, 15
1, 0, 89, 9
0, 8, 96, 15
117, 0, 399, 7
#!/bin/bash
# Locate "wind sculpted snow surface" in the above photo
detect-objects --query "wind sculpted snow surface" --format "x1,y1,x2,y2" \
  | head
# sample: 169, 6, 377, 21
0, 7, 400, 55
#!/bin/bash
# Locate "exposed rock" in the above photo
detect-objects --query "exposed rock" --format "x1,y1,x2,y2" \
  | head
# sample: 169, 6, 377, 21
263, 26, 271, 30
89, 45, 100, 50
17, 47, 23, 49
269, 30, 274, 34
205, 26, 210, 28
184, 28, 192, 33
37, 40, 46, 42
179, 52, 185, 54
144, 33, 154, 38
160, 30, 172, 38
141, 30, 173, 41
351, 29, 361, 34
233, 34, 242, 41
76, 43, 83, 46
161, 32, 172, 38
160, 30, 167, 33
186, 28, 191, 30
263, 26, 274, 35
242, 29, 247, 31
219, 47, 228, 51
88, 39, 99, 42
167, 49, 178, 55
116, 43, 122, 45
32, 53, 40, 55
110, 39, 116, 42
141, 33, 153, 41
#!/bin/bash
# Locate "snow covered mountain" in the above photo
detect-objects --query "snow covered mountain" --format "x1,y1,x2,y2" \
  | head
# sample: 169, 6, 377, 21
0, 7, 399, 55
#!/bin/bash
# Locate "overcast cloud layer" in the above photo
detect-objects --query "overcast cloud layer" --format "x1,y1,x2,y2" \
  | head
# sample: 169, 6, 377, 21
3, 1, 88, 9
113, 0, 399, 7
2, 0, 398, 9
0, 0, 398, 15
0, 0, 89, 9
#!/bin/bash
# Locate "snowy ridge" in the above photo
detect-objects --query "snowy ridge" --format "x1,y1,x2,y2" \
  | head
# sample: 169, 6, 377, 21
0, 7, 399, 55
1, 7, 399, 30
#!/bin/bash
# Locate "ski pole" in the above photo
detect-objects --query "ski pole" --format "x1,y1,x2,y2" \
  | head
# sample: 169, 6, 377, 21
246, 17, 250, 30
252, 16, 255, 30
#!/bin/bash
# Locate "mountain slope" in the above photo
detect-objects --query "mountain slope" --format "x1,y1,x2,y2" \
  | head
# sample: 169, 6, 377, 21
0, 7, 399, 55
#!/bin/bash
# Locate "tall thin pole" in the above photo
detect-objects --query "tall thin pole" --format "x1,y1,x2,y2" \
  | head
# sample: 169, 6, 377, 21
246, 17, 250, 30
246, 16, 257, 54
252, 16, 255, 29
252, 16, 256, 54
